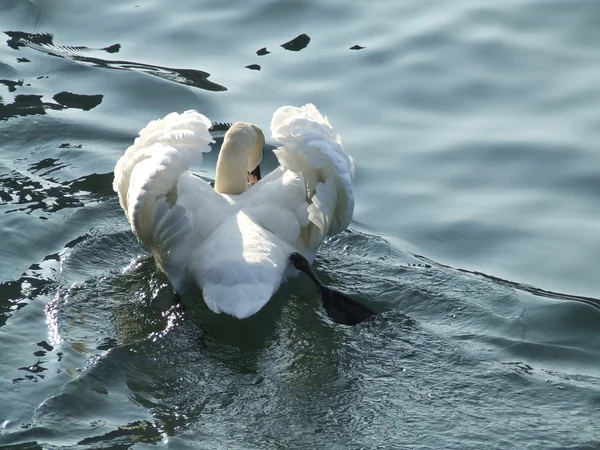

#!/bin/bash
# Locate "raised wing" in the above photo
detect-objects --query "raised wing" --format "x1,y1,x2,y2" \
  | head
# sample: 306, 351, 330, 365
113, 110, 231, 286
270, 104, 355, 251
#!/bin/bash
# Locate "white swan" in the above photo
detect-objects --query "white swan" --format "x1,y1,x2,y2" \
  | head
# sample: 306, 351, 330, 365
113, 104, 372, 323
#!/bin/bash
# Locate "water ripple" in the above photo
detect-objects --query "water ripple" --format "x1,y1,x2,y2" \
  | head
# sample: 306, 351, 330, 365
4, 31, 227, 92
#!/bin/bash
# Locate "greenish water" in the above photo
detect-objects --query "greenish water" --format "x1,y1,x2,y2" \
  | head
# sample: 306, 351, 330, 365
1, 0, 599, 448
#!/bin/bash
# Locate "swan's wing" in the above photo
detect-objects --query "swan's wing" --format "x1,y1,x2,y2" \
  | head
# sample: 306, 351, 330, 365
193, 211, 294, 319
114, 110, 214, 240
270, 104, 355, 250
150, 174, 234, 277
113, 111, 231, 282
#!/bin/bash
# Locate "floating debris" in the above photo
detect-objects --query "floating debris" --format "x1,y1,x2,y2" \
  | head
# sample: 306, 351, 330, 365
53, 92, 103, 111
103, 43, 121, 53
281, 34, 310, 51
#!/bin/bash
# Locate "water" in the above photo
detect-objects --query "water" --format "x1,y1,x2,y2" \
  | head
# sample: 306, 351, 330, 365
1, 0, 599, 448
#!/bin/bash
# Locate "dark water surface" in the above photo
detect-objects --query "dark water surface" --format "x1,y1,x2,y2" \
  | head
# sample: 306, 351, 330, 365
1, 0, 599, 448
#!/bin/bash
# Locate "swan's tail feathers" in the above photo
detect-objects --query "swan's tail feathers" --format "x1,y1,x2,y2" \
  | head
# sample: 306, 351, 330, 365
113, 110, 214, 244
203, 282, 277, 320
193, 212, 291, 319
270, 104, 355, 243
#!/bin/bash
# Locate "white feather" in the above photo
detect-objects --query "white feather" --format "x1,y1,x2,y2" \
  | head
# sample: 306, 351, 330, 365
114, 104, 355, 319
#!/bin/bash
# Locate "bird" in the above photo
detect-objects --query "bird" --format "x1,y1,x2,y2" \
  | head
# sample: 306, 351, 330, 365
113, 104, 374, 325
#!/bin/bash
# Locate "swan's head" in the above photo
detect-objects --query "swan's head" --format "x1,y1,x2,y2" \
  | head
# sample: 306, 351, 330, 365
215, 122, 265, 195
246, 124, 264, 186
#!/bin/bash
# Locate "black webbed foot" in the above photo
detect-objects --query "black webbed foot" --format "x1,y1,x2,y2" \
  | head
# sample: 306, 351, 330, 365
289, 252, 375, 326
318, 284, 376, 326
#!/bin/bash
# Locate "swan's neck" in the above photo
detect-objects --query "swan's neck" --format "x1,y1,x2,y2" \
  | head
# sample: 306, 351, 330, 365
214, 139, 249, 195
214, 123, 264, 195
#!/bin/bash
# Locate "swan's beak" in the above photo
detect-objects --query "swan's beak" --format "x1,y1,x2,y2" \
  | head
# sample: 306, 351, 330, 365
248, 165, 261, 185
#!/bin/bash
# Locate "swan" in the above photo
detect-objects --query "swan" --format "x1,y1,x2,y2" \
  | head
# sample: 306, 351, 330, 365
113, 104, 374, 325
